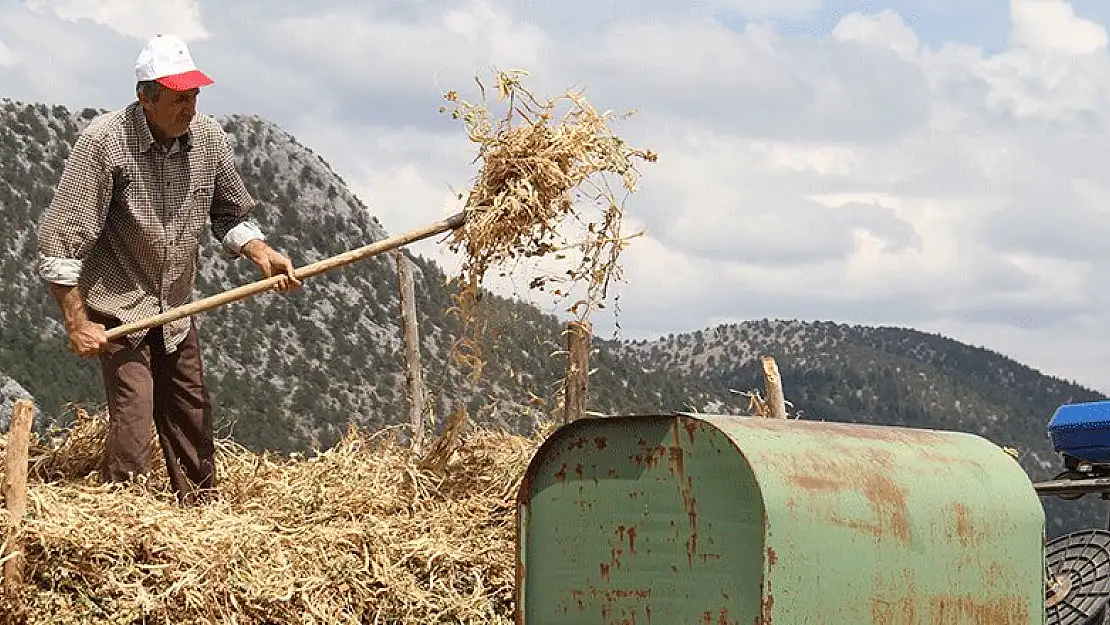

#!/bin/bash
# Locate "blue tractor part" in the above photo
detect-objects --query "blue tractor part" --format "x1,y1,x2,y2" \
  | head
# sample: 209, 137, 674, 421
1044, 401, 1110, 500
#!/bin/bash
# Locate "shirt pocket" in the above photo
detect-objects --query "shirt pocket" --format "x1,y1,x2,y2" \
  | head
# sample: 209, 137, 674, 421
180, 185, 213, 245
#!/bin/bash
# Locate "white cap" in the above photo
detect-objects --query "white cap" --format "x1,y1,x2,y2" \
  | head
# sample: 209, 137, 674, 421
134, 33, 213, 91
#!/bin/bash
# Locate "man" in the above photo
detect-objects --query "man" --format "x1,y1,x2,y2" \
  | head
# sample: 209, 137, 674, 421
36, 33, 300, 504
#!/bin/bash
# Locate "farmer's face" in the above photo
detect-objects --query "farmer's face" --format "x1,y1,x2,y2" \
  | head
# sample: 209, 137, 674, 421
139, 84, 198, 142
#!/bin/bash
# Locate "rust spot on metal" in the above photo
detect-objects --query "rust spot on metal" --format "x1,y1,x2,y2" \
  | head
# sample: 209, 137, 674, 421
600, 562, 610, 583
683, 419, 698, 444
953, 503, 974, 545
595, 436, 608, 450
628, 526, 637, 554
788, 474, 839, 491
680, 475, 699, 567
574, 463, 585, 480
554, 463, 567, 483
766, 547, 777, 566
758, 590, 773, 624
870, 597, 917, 624
568, 436, 591, 450
607, 467, 619, 478
930, 596, 1028, 624
870, 569, 919, 625
571, 589, 585, 610
668, 446, 685, 479
594, 587, 652, 600
644, 446, 664, 470
583, 585, 656, 624
514, 540, 526, 624
861, 472, 910, 543
782, 452, 911, 544
699, 553, 722, 562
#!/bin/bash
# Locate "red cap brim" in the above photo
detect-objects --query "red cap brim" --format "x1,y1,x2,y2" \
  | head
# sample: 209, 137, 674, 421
157, 70, 214, 91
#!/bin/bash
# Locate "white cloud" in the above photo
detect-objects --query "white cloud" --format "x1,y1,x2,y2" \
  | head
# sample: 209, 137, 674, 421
253, 2, 549, 98
23, 0, 209, 40
705, 0, 821, 19
1010, 0, 1108, 55
832, 9, 920, 60
0, 39, 14, 67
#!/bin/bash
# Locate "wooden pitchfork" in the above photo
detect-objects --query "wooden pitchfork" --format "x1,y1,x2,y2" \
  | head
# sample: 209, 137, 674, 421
104, 210, 467, 342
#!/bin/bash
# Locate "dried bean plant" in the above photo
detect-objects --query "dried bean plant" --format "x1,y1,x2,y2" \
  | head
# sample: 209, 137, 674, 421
441, 68, 656, 379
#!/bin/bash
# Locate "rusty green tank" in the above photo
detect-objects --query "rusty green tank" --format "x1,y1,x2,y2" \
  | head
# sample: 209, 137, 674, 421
514, 414, 1045, 624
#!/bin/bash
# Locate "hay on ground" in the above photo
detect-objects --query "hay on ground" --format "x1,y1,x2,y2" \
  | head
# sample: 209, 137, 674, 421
0, 409, 540, 624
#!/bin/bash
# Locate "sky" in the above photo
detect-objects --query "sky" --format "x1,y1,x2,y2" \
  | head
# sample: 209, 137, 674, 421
4, 0, 1110, 395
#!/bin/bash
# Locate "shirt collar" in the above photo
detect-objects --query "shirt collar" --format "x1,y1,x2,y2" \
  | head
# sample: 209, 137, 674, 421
129, 101, 193, 154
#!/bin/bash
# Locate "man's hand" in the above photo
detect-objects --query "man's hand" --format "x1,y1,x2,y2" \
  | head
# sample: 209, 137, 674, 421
49, 283, 107, 358
242, 240, 302, 292
68, 321, 108, 358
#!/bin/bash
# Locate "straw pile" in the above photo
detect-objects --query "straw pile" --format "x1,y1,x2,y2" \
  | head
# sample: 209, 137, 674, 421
0, 408, 542, 624
440, 69, 656, 378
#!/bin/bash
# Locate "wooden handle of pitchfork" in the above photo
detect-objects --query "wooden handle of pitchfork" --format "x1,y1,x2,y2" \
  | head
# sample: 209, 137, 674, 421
104, 210, 467, 342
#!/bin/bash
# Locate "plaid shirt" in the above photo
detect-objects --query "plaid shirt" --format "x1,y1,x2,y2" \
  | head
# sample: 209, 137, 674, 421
36, 101, 264, 353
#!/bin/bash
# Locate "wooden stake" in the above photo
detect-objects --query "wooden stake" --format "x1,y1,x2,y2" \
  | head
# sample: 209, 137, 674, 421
761, 356, 788, 419
395, 250, 427, 453
105, 210, 468, 342
564, 320, 592, 424
3, 399, 34, 592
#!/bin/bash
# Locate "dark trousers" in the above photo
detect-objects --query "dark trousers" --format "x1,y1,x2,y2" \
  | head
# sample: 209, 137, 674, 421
90, 310, 216, 505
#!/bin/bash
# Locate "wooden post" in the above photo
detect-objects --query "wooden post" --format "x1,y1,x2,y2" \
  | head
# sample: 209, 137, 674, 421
3, 399, 34, 592
564, 320, 592, 423
760, 356, 788, 419
395, 250, 426, 453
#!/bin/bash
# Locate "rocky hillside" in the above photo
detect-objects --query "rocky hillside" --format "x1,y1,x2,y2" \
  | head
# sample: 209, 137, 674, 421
0, 99, 735, 454
1, 98, 1105, 537
615, 320, 1109, 536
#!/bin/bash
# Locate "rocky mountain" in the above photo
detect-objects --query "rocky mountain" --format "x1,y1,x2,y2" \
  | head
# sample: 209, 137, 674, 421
0, 373, 34, 432
614, 320, 1109, 536
1, 98, 1104, 537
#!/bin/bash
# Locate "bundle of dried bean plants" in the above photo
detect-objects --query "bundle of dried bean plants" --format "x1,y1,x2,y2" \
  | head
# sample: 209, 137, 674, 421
441, 69, 656, 379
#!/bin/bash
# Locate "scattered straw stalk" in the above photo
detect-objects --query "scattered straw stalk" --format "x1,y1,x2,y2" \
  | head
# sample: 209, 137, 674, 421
440, 69, 656, 379
0, 409, 538, 624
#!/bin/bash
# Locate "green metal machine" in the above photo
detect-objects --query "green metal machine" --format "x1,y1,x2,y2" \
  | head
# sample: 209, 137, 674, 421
514, 414, 1046, 624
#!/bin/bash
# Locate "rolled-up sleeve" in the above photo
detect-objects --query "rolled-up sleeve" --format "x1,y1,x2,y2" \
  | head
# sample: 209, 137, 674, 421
209, 129, 264, 256
36, 131, 112, 286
